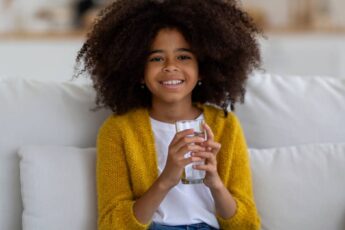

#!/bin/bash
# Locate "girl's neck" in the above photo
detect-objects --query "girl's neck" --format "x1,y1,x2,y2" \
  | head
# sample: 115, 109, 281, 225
149, 101, 202, 124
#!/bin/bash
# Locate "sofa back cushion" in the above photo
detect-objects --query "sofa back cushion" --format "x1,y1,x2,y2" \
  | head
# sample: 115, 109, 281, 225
250, 143, 345, 230
0, 78, 110, 230
18, 146, 97, 230
236, 73, 345, 148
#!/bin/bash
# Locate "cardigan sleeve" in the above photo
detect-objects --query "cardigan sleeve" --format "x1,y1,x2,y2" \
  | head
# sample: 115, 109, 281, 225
96, 119, 150, 230
217, 115, 261, 229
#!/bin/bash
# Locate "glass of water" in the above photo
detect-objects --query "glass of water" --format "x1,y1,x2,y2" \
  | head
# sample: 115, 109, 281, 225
175, 119, 207, 184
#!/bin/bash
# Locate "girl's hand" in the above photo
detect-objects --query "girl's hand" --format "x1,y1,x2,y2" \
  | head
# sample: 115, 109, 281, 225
192, 122, 223, 189
159, 129, 206, 189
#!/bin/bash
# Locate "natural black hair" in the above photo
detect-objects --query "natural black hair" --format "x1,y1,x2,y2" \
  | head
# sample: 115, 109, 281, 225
75, 0, 262, 115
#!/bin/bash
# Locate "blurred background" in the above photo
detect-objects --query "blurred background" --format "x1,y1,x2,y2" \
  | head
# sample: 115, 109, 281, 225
0, 0, 345, 82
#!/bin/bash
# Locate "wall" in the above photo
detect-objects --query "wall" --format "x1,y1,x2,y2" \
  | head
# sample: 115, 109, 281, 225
1, 34, 345, 81
241, 0, 345, 28
0, 38, 88, 82
260, 34, 345, 77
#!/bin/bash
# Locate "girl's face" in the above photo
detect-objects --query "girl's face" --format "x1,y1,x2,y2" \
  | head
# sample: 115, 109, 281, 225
144, 28, 199, 107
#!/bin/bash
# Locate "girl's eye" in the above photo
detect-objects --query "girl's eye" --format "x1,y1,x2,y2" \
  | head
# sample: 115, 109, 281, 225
177, 55, 192, 60
149, 56, 163, 62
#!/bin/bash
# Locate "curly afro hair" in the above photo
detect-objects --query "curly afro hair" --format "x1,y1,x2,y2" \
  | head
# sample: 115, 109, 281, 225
75, 0, 262, 115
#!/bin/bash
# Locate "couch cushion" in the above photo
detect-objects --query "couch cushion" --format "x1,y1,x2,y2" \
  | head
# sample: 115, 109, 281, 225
0, 78, 110, 230
249, 143, 345, 230
236, 73, 345, 148
18, 146, 97, 230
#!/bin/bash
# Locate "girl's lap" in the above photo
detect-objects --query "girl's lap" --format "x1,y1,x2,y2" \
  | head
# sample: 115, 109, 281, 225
149, 222, 218, 230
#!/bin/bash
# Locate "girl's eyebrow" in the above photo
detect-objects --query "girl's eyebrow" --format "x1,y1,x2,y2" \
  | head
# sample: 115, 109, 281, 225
148, 48, 193, 55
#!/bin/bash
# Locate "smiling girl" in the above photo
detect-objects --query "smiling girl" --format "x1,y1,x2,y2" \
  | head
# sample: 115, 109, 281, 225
76, 0, 262, 229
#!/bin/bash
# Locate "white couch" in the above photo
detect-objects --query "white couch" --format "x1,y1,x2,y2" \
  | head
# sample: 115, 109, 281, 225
1, 73, 345, 230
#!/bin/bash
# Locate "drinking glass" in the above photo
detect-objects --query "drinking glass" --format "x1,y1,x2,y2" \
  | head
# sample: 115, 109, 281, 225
175, 119, 206, 184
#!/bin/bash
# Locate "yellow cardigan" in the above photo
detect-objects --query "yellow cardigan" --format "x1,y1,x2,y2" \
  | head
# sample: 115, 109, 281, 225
97, 104, 260, 230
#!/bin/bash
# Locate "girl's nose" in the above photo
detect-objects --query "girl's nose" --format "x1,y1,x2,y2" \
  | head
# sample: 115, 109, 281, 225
163, 59, 179, 72
163, 66, 178, 72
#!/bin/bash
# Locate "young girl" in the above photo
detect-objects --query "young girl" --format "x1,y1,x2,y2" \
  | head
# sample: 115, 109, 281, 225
76, 0, 262, 229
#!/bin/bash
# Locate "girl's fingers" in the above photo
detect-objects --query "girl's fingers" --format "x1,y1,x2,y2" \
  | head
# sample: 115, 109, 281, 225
192, 151, 213, 160
207, 141, 221, 152
176, 145, 206, 159
170, 128, 194, 146
171, 129, 206, 152
192, 151, 216, 164
201, 140, 221, 155
203, 122, 214, 141
193, 163, 215, 172
181, 156, 203, 166
200, 122, 221, 155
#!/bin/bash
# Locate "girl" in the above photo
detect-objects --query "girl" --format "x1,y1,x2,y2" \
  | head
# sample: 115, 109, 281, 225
76, 0, 262, 229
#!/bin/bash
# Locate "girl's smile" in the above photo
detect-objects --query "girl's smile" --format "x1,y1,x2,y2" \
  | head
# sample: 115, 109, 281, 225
159, 79, 185, 89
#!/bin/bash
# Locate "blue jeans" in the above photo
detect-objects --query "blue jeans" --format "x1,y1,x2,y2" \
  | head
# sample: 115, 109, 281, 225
149, 222, 218, 230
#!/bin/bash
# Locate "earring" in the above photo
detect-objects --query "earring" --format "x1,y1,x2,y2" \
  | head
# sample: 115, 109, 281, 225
140, 84, 145, 89
197, 80, 202, 86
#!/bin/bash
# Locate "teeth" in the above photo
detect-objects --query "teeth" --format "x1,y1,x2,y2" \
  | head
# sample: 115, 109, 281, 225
162, 80, 183, 85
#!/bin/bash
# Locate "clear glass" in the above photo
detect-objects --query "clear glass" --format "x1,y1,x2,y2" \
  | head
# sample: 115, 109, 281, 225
175, 119, 207, 184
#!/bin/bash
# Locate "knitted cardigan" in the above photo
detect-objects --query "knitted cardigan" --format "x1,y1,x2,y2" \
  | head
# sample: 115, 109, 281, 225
96, 104, 260, 230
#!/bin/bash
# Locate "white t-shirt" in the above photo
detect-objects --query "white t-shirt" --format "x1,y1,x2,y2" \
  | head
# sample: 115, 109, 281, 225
150, 115, 219, 228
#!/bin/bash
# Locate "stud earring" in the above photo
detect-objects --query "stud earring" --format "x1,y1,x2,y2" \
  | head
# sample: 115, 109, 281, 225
140, 84, 145, 89
197, 80, 202, 86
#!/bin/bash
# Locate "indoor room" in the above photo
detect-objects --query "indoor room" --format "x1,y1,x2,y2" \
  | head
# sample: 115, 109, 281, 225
1, 1, 344, 230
